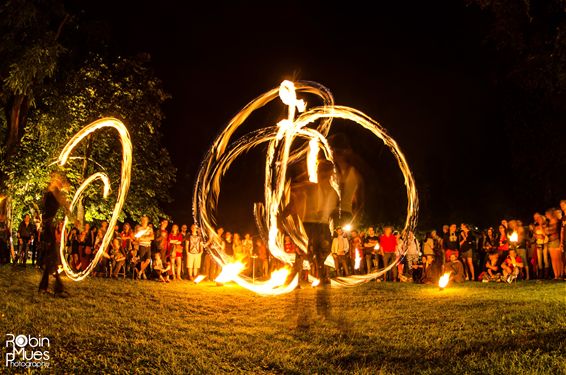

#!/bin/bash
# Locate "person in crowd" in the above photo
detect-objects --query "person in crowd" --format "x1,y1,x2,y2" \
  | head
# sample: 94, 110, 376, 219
111, 237, 126, 278
233, 233, 244, 261
17, 214, 36, 265
501, 248, 524, 283
67, 227, 80, 271
331, 226, 350, 277
496, 224, 509, 259
533, 212, 550, 279
0, 213, 9, 265
242, 233, 253, 273
203, 227, 223, 281
380, 226, 397, 281
480, 227, 496, 274
362, 226, 379, 274
515, 221, 530, 280
78, 223, 93, 271
545, 209, 563, 280
185, 224, 203, 281
153, 252, 170, 283
168, 224, 183, 281
423, 232, 435, 276
224, 232, 234, 258
255, 237, 269, 278
136, 215, 154, 280
446, 253, 465, 283
459, 223, 475, 281
444, 224, 459, 263
481, 251, 502, 282
440, 225, 449, 264
431, 230, 443, 263
561, 200, 566, 279
405, 231, 420, 277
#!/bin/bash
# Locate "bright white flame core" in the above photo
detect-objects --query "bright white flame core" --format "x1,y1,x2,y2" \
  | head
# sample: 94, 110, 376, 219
439, 272, 451, 289
509, 231, 518, 243
193, 80, 419, 294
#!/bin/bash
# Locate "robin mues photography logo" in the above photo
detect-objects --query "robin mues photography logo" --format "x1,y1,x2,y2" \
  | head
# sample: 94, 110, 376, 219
5, 334, 50, 368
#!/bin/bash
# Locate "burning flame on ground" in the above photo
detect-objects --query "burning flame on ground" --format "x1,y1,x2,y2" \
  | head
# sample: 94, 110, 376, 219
194, 275, 206, 284
311, 278, 321, 287
439, 272, 451, 289
193, 80, 419, 294
354, 248, 362, 270
215, 262, 246, 283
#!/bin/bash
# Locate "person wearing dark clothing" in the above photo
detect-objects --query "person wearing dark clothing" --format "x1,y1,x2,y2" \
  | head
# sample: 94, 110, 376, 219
38, 173, 74, 297
17, 214, 36, 265
0, 214, 9, 264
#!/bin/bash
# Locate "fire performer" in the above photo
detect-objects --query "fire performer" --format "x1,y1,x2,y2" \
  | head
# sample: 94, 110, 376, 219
38, 172, 78, 297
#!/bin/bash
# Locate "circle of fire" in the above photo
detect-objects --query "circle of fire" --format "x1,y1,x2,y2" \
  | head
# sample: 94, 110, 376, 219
58, 118, 132, 281
193, 81, 419, 295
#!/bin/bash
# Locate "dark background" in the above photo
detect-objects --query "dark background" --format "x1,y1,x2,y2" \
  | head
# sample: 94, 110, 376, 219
80, 0, 563, 230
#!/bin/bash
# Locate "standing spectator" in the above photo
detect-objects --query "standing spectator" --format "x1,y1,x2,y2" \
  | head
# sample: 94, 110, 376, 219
17, 214, 36, 265
255, 237, 269, 278
137, 216, 154, 280
0, 213, 10, 264
440, 224, 449, 264
405, 231, 420, 276
233, 233, 244, 261
203, 227, 224, 281
331, 227, 350, 276
423, 232, 435, 269
185, 224, 203, 281
480, 227, 496, 275
545, 209, 563, 280
362, 227, 379, 274
68, 228, 80, 271
516, 221, 530, 280
224, 232, 234, 258
459, 223, 475, 281
168, 224, 183, 281
431, 230, 444, 264
444, 224, 459, 263
380, 226, 397, 281
533, 212, 549, 279
242, 233, 253, 269
496, 224, 509, 259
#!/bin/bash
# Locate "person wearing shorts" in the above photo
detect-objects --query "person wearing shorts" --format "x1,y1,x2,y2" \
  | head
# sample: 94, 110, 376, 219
168, 224, 183, 281
136, 216, 154, 280
186, 224, 203, 281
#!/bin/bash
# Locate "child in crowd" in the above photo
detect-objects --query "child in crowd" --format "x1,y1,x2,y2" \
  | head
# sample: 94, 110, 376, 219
502, 249, 524, 283
153, 252, 170, 283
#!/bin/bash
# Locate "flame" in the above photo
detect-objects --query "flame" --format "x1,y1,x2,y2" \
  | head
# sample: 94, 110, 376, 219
354, 248, 362, 270
193, 81, 419, 294
343, 224, 352, 232
439, 272, 451, 289
311, 278, 320, 287
374, 243, 380, 251
58, 118, 132, 282
509, 231, 518, 243
307, 139, 320, 183
134, 227, 149, 239
194, 275, 206, 284
215, 262, 246, 283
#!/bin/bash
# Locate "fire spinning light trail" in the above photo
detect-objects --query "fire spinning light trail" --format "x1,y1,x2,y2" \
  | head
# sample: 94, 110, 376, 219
58, 118, 132, 281
193, 81, 418, 295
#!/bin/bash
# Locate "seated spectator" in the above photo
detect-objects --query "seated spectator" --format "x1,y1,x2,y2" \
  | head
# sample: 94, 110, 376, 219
501, 248, 524, 283
480, 251, 502, 282
446, 254, 465, 283
153, 252, 170, 283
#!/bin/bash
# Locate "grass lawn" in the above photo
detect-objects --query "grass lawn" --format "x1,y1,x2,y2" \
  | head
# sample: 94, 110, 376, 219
1, 266, 565, 374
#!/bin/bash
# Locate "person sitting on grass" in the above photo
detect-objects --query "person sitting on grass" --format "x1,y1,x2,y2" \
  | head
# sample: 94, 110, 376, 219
480, 251, 502, 282
153, 252, 170, 283
501, 248, 524, 283
111, 238, 126, 278
446, 254, 465, 283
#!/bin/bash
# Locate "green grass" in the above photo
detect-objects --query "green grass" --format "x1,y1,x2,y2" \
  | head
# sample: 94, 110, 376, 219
1, 266, 565, 374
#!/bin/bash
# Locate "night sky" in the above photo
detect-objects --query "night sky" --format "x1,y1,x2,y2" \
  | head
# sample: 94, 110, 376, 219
83, 1, 516, 230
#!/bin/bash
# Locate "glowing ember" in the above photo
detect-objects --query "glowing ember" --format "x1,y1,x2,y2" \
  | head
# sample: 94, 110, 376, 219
194, 275, 206, 284
343, 224, 352, 232
354, 248, 362, 270
509, 231, 518, 243
58, 118, 132, 282
374, 243, 380, 251
439, 272, 451, 289
215, 262, 246, 283
311, 278, 321, 287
